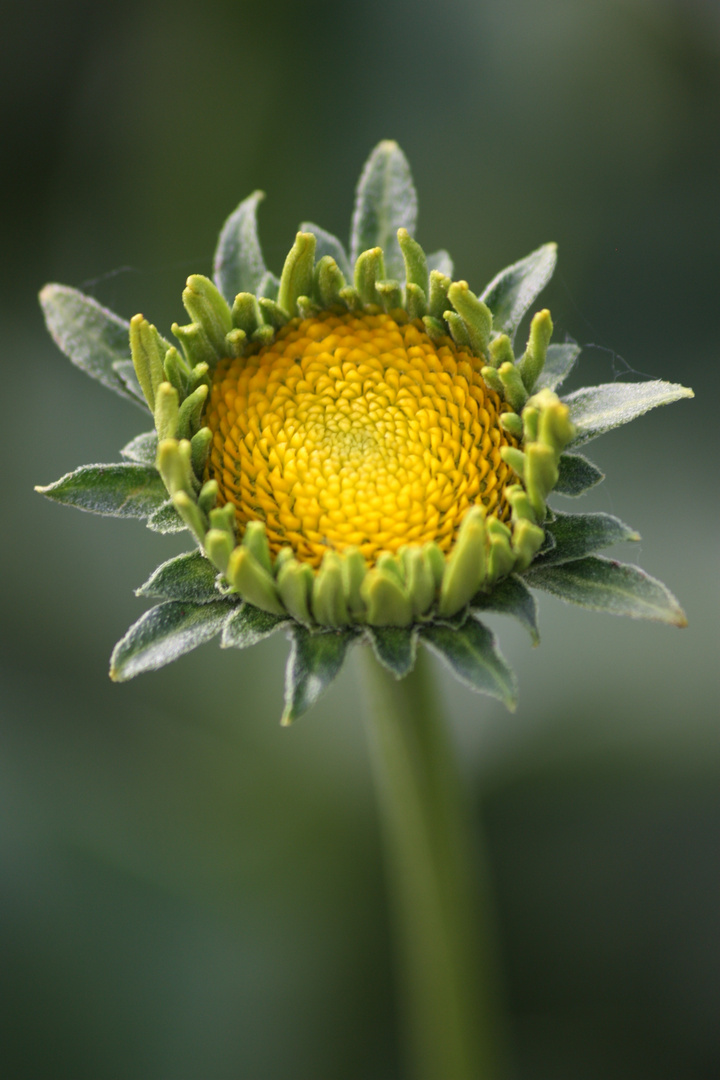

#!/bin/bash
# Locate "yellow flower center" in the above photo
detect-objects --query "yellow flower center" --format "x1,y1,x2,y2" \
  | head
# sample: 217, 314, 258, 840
204, 310, 518, 568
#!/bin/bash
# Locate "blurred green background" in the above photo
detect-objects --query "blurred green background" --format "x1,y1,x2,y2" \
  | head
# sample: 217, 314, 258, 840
2, 0, 719, 1077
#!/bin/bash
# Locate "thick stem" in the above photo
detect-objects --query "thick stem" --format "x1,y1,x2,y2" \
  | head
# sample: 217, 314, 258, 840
360, 645, 507, 1080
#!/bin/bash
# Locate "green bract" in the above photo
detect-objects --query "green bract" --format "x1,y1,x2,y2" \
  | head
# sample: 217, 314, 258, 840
36, 141, 692, 723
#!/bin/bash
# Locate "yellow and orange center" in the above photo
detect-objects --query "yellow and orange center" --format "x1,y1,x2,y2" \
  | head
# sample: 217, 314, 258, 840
204, 310, 518, 569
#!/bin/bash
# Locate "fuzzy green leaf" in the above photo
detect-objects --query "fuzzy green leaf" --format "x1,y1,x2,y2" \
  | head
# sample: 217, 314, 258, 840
222, 603, 290, 649
365, 626, 417, 678
480, 243, 557, 340
36, 463, 166, 519
565, 381, 694, 447
420, 619, 517, 709
40, 284, 147, 408
146, 499, 187, 533
300, 221, 351, 279
525, 556, 687, 626
470, 574, 539, 644
112, 358, 146, 403
213, 190, 267, 302
137, 550, 220, 603
110, 599, 235, 681
121, 431, 158, 466
554, 453, 605, 496
535, 341, 581, 392
282, 626, 357, 724
350, 140, 418, 281
426, 250, 454, 278
539, 512, 639, 567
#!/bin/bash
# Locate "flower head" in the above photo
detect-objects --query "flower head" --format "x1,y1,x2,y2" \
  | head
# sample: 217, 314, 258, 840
37, 141, 692, 722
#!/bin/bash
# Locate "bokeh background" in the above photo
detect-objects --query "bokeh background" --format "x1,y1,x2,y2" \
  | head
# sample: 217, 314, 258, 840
2, 0, 719, 1077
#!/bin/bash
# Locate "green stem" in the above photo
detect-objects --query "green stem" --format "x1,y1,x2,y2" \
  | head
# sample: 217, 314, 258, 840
360, 645, 507, 1080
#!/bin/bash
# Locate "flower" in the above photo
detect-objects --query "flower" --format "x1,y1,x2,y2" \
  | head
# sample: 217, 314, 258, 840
37, 141, 692, 722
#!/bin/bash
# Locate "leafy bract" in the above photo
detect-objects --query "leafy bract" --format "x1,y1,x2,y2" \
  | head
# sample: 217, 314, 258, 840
146, 500, 187, 533
554, 453, 605, 496
565, 381, 694, 447
535, 341, 581, 392
426, 250, 454, 278
470, 575, 539, 644
121, 431, 158, 466
540, 512, 639, 566
222, 604, 290, 649
213, 190, 267, 302
480, 242, 557, 340
110, 599, 236, 680
350, 140, 418, 281
282, 626, 357, 724
299, 222, 352, 280
420, 619, 517, 709
137, 550, 220, 603
365, 626, 417, 678
525, 556, 687, 626
36, 463, 166, 519
40, 284, 146, 408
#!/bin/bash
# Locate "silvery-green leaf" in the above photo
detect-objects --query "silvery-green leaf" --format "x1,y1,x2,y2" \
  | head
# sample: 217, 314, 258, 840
256, 270, 280, 301
525, 556, 687, 626
146, 499, 187, 533
535, 341, 581, 392
539, 512, 639, 567
213, 190, 267, 302
299, 221, 352, 279
282, 626, 357, 724
480, 242, 557, 340
565, 381, 694, 447
36, 463, 166, 519
112, 358, 146, 405
137, 550, 221, 603
365, 626, 417, 679
427, 249, 454, 278
121, 431, 158, 466
420, 619, 517, 709
350, 140, 418, 281
222, 604, 290, 649
40, 284, 146, 407
554, 453, 605, 497
110, 599, 236, 681
470, 574, 539, 644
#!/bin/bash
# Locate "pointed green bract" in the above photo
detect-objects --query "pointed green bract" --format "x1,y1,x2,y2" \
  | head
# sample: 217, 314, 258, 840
539, 512, 639, 566
350, 140, 418, 281
110, 598, 235, 680
221, 603, 290, 649
426, 249, 454, 278
213, 189, 267, 302
39, 284, 147, 408
137, 549, 220, 603
470, 575, 540, 644
525, 556, 687, 626
112, 359, 146, 403
121, 431, 158, 466
300, 221, 352, 280
36, 463, 167, 519
365, 626, 417, 679
282, 626, 357, 724
536, 341, 581, 392
480, 242, 557, 340
146, 499, 187, 533
565, 381, 694, 446
554, 453, 605, 496
420, 619, 517, 709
